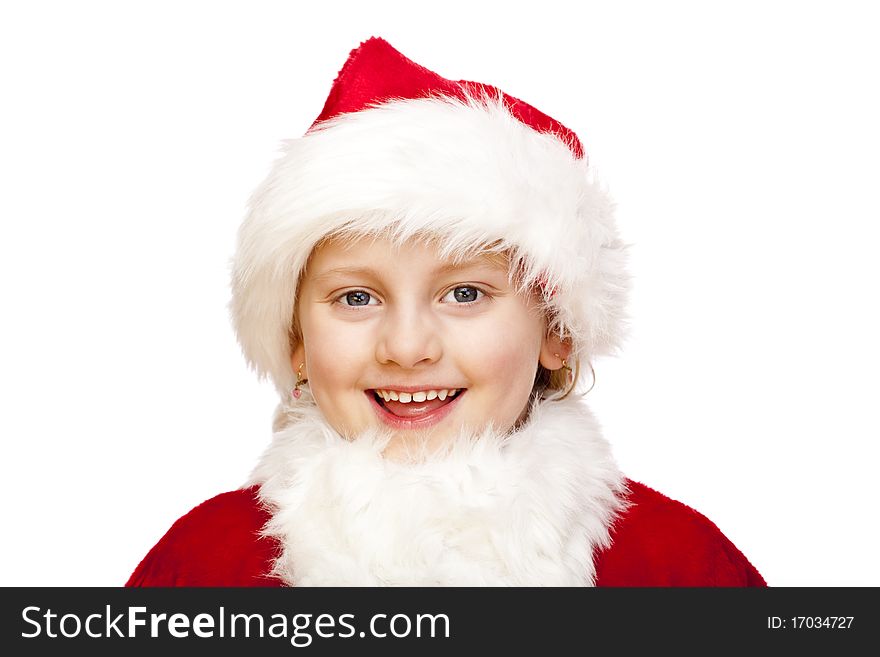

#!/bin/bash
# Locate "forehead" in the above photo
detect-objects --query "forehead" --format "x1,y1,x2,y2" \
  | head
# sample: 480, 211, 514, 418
304, 235, 510, 279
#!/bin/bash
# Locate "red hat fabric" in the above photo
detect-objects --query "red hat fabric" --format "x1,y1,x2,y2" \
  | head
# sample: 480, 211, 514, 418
313, 37, 584, 158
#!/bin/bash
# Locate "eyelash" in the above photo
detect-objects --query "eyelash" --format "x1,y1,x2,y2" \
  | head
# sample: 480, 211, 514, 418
333, 285, 488, 308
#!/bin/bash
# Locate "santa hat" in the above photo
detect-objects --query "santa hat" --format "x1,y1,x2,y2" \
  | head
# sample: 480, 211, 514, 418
230, 37, 630, 400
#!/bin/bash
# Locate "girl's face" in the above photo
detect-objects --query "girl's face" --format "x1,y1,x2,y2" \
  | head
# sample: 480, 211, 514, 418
292, 236, 568, 459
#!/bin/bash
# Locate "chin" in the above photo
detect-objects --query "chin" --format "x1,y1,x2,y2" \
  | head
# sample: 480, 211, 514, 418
380, 425, 466, 460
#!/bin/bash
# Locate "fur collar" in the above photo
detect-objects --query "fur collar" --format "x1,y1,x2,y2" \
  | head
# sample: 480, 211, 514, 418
248, 397, 627, 586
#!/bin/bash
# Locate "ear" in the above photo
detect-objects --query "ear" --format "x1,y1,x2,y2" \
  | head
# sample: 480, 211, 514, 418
538, 332, 571, 370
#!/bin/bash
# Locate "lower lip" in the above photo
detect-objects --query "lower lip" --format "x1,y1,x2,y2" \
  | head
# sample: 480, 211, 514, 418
366, 390, 466, 430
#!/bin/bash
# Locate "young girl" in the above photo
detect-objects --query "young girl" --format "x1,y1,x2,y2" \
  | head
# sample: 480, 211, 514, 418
127, 37, 765, 587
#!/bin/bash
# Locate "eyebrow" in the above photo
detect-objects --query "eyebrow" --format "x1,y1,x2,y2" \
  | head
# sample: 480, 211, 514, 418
311, 259, 506, 282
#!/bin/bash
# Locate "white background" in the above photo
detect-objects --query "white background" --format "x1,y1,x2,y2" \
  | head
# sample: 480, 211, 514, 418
2, 1, 878, 587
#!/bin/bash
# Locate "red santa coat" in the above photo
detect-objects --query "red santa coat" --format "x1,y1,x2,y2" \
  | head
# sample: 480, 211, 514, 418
128, 397, 764, 587
127, 480, 765, 587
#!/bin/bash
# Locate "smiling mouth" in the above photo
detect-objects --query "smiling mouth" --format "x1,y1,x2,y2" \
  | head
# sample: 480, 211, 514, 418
367, 388, 466, 425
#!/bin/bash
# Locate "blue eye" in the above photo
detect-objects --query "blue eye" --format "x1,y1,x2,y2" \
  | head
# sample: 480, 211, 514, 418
342, 291, 374, 306
443, 286, 483, 303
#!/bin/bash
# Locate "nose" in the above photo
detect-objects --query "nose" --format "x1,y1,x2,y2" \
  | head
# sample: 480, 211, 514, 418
375, 303, 443, 369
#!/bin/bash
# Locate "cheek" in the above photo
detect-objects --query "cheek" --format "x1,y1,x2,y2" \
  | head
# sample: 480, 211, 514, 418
302, 314, 368, 392
300, 314, 375, 436
454, 309, 543, 391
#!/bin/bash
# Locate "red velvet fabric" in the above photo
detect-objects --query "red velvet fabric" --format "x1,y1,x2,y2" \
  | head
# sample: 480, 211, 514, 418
593, 481, 766, 586
310, 36, 585, 158
126, 480, 765, 587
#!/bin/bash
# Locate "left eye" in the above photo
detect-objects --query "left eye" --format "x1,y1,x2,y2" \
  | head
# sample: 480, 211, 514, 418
340, 291, 376, 306
442, 286, 483, 303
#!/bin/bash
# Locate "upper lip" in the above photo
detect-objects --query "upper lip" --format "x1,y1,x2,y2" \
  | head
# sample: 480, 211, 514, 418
367, 385, 466, 393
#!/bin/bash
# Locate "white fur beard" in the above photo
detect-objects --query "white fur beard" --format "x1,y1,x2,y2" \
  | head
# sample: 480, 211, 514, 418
248, 397, 627, 586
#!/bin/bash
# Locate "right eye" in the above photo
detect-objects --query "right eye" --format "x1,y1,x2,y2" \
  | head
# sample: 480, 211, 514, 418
338, 290, 376, 307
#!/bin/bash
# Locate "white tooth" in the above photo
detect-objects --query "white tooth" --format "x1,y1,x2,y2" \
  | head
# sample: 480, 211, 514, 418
398, 392, 412, 403
449, 388, 459, 397
426, 390, 438, 400
389, 391, 399, 401
382, 390, 391, 402
438, 390, 448, 401
412, 391, 427, 402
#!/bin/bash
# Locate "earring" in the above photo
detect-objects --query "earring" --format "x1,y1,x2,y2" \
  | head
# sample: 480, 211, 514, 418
554, 353, 574, 388
552, 354, 596, 395
291, 362, 308, 399
554, 353, 572, 373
